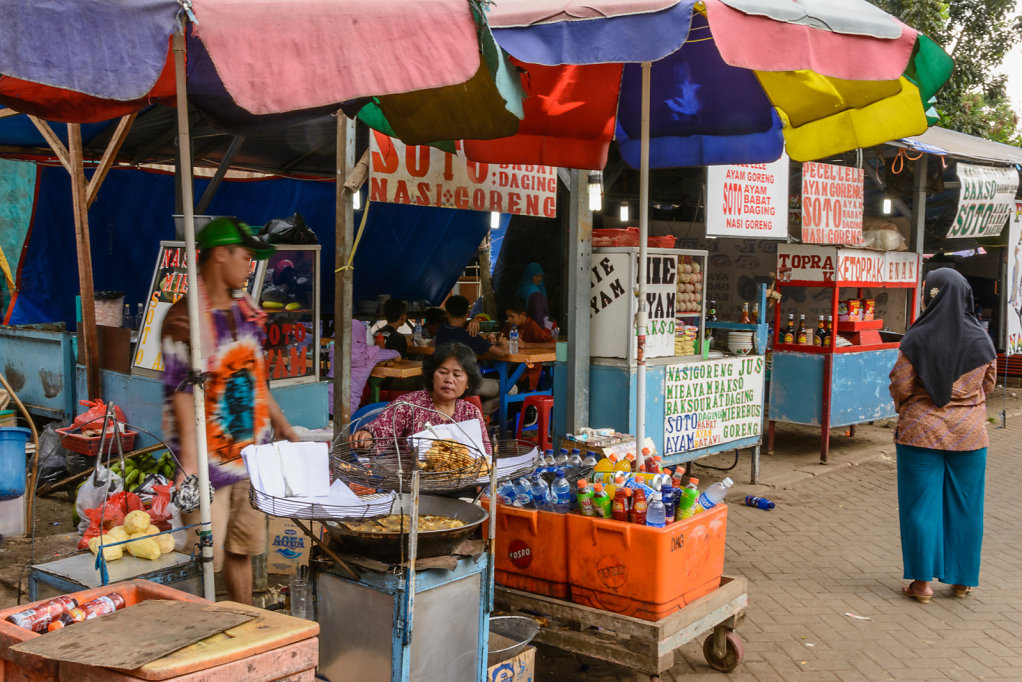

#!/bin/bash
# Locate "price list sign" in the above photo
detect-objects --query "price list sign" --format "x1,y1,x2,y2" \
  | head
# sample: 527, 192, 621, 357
801, 162, 864, 245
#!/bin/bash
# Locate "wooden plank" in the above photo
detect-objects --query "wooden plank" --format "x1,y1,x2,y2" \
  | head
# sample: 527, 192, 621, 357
648, 576, 747, 638
27, 116, 72, 172
0, 108, 21, 119
67, 123, 101, 400
534, 627, 670, 675
494, 587, 658, 639
369, 360, 422, 379
11, 600, 254, 671
85, 113, 137, 208
656, 593, 747, 658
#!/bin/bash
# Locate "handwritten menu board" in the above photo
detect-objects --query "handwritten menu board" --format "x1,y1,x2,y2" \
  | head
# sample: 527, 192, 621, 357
131, 242, 264, 376
663, 356, 765, 454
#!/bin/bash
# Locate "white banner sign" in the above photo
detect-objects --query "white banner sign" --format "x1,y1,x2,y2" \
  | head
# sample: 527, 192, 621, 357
801, 161, 864, 245
369, 131, 557, 217
1006, 203, 1022, 355
706, 153, 789, 239
663, 356, 765, 454
776, 244, 919, 286
589, 252, 677, 360
946, 164, 1019, 239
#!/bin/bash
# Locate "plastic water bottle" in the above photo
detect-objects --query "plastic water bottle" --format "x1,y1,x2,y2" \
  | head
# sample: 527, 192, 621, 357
497, 480, 517, 505
745, 495, 775, 510
576, 480, 595, 516
646, 492, 666, 528
567, 448, 583, 467
694, 477, 733, 514
509, 325, 520, 354
412, 322, 424, 346
555, 448, 569, 467
550, 325, 560, 341
543, 449, 556, 467
582, 450, 598, 467
660, 480, 675, 521
530, 473, 552, 511
551, 468, 572, 513
512, 478, 532, 507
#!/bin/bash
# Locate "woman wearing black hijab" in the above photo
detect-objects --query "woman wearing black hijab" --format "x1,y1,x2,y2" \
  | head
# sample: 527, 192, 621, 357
889, 268, 996, 603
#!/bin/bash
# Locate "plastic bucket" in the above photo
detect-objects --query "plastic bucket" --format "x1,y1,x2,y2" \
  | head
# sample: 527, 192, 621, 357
0, 427, 30, 501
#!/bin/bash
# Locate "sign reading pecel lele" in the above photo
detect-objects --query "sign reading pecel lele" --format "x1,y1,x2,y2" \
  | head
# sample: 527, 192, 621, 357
776, 244, 919, 286
801, 161, 864, 245
706, 152, 789, 239
946, 163, 1019, 239
663, 356, 765, 454
368, 131, 557, 217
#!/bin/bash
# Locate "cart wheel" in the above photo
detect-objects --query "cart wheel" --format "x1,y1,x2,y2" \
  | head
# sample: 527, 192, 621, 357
702, 631, 744, 673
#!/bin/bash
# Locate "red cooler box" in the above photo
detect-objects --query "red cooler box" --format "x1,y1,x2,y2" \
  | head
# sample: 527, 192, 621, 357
567, 504, 727, 621
490, 504, 570, 598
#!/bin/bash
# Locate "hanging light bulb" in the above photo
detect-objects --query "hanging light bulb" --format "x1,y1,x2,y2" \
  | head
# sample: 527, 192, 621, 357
619, 202, 630, 222
352, 189, 362, 210
881, 197, 892, 215
490, 212, 501, 229
588, 171, 603, 212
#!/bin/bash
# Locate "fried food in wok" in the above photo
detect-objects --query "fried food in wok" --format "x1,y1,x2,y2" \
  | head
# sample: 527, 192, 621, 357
344, 514, 466, 533
422, 439, 481, 473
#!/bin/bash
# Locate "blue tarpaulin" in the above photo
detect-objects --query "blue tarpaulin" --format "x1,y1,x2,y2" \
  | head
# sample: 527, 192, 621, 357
7, 166, 489, 327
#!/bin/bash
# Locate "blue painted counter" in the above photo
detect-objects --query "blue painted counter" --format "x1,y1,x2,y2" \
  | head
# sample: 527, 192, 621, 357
0, 326, 76, 419
768, 348, 898, 427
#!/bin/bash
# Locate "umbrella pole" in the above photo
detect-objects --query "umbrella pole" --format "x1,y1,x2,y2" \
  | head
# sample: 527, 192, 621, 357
636, 61, 651, 468
173, 26, 216, 602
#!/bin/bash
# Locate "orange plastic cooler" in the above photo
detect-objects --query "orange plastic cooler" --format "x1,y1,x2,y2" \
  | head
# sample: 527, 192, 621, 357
490, 504, 571, 598
566, 504, 728, 621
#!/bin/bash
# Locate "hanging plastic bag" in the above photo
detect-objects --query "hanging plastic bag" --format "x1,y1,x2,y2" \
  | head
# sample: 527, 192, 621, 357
75, 465, 123, 534
255, 212, 319, 245
146, 481, 175, 531
71, 400, 127, 437
78, 491, 144, 550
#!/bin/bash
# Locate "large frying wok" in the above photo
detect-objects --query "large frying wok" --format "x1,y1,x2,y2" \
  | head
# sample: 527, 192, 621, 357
323, 494, 488, 561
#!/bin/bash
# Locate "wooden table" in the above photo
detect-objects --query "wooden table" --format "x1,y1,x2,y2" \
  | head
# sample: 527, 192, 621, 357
368, 359, 422, 402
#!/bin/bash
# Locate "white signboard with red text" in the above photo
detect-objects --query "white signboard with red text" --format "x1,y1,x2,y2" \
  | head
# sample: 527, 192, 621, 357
946, 163, 1019, 239
705, 153, 789, 239
776, 244, 919, 286
1005, 202, 1022, 354
801, 161, 864, 245
369, 131, 557, 217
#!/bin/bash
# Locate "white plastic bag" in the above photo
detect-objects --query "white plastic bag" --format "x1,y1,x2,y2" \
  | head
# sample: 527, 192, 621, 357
74, 465, 123, 533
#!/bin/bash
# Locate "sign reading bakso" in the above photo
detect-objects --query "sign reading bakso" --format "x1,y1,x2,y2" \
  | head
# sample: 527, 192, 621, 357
946, 163, 1018, 239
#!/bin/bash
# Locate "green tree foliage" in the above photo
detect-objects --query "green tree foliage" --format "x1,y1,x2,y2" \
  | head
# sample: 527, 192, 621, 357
873, 0, 1022, 144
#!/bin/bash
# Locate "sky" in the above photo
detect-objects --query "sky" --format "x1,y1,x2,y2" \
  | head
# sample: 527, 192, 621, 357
1002, 2, 1022, 112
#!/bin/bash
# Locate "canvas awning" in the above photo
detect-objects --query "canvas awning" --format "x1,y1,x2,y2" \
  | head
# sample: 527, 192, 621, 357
892, 126, 1022, 167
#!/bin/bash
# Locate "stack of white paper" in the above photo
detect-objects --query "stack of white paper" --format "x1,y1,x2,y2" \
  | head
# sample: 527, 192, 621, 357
477, 447, 540, 483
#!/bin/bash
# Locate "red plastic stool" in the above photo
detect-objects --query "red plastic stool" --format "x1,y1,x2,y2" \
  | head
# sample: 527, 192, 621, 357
515, 395, 554, 451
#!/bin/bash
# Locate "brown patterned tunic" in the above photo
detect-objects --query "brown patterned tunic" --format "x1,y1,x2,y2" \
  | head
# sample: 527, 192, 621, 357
889, 351, 995, 451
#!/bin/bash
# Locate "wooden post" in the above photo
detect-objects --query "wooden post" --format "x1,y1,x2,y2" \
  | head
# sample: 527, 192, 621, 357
67, 123, 101, 399
566, 170, 592, 432
333, 115, 356, 433
477, 232, 497, 319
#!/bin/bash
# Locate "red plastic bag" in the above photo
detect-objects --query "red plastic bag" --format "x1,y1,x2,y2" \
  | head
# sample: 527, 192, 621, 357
78, 491, 143, 550
148, 483, 174, 531
72, 399, 127, 436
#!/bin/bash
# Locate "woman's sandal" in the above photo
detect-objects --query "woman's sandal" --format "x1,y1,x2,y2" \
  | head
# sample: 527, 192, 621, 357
902, 583, 932, 603
953, 585, 971, 598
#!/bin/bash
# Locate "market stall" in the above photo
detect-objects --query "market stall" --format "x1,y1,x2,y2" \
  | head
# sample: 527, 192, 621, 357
768, 243, 920, 461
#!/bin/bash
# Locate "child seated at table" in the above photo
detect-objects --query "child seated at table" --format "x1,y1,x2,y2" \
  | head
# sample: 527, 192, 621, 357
502, 297, 555, 347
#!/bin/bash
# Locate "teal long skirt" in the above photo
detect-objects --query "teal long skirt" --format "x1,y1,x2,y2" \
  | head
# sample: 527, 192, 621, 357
896, 443, 986, 587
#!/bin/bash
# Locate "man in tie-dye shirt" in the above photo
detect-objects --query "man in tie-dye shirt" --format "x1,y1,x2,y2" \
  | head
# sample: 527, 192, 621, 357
162, 217, 297, 604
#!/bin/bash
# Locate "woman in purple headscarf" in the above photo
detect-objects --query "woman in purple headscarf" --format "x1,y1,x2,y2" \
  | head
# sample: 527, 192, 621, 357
327, 319, 399, 412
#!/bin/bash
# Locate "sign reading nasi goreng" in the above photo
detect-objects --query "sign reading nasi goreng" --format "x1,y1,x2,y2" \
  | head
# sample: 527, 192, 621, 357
800, 161, 864, 245
663, 356, 765, 454
946, 163, 1018, 239
775, 244, 919, 286
369, 131, 557, 218
705, 153, 789, 239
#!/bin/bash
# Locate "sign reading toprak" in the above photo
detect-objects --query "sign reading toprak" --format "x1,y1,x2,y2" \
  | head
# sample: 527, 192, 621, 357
776, 244, 919, 286
369, 131, 557, 217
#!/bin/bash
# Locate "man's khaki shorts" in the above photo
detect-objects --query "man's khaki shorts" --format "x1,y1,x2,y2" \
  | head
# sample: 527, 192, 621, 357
182, 479, 266, 572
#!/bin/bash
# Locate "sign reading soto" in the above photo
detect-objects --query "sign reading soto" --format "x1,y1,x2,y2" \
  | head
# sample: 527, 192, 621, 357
706, 153, 789, 239
946, 163, 1019, 239
800, 161, 864, 245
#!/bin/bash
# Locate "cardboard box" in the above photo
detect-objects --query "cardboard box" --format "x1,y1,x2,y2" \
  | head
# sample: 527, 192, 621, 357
267, 517, 322, 575
487, 645, 536, 682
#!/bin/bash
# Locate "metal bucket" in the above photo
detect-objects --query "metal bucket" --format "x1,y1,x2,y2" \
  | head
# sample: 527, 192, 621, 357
487, 615, 540, 666
0, 427, 30, 501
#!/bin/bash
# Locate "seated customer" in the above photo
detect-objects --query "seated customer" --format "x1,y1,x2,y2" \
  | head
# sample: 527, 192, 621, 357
503, 297, 554, 346
377, 298, 409, 358
422, 307, 447, 341
350, 342, 492, 454
436, 295, 508, 358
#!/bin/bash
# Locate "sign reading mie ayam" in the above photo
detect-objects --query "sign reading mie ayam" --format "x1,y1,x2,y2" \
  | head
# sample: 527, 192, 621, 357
369, 131, 557, 217
946, 163, 1018, 239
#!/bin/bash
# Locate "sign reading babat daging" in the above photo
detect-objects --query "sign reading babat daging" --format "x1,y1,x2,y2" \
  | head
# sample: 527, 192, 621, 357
369, 131, 557, 217
946, 163, 1019, 239
663, 356, 764, 454
801, 161, 864, 245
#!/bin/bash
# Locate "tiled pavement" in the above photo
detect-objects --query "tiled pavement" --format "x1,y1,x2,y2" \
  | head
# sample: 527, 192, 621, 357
537, 388, 1022, 680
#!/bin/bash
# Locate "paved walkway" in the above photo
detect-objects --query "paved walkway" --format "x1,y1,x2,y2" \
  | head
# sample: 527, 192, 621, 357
537, 387, 1022, 680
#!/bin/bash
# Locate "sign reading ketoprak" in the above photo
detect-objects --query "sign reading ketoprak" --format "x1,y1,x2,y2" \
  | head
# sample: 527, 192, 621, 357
368, 131, 557, 218
801, 161, 864, 245
946, 163, 1018, 239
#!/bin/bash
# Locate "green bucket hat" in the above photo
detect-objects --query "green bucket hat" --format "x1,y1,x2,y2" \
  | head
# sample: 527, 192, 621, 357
196, 217, 275, 260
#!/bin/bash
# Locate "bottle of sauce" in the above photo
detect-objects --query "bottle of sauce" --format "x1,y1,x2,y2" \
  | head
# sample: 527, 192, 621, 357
751, 302, 760, 324
796, 314, 808, 345
612, 486, 631, 522
5, 596, 78, 633
738, 302, 751, 324
706, 300, 717, 322
814, 315, 825, 347
782, 314, 795, 344
630, 489, 648, 525
50, 593, 126, 630
825, 315, 835, 347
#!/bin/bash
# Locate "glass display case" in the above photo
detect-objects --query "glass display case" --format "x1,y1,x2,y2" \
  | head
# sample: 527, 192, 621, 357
257, 245, 321, 386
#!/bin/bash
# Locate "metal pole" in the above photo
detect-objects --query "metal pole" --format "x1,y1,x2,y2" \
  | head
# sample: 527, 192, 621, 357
636, 62, 651, 467
566, 170, 592, 432
334, 117, 356, 432
173, 28, 215, 601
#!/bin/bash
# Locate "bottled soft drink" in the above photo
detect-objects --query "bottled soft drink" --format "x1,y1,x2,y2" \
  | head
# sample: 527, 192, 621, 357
677, 488, 699, 520
5, 595, 78, 632
591, 483, 612, 518
555, 448, 569, 467
576, 480, 595, 516
509, 325, 520, 354
693, 477, 733, 514
568, 448, 583, 467
615, 453, 633, 473
646, 492, 666, 528
660, 480, 675, 520
611, 486, 630, 522
685, 476, 700, 491
497, 481, 517, 505
530, 473, 552, 511
593, 452, 616, 483
745, 495, 775, 510
54, 593, 126, 628
512, 478, 533, 507
551, 468, 572, 513
630, 489, 648, 525
582, 450, 599, 467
